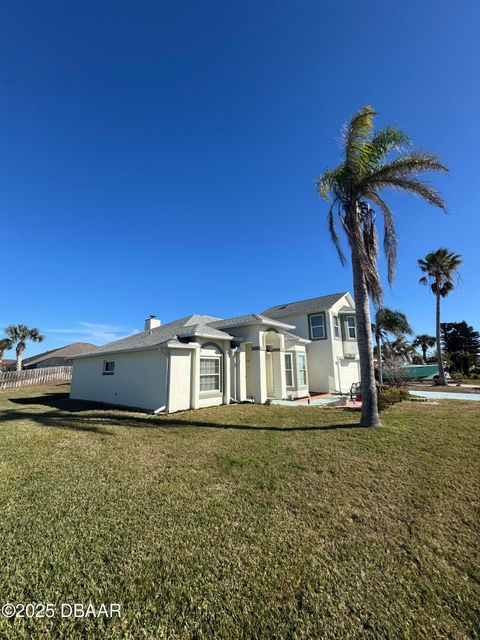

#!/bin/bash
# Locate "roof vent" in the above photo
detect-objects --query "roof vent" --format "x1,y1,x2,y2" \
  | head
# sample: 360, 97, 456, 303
144, 315, 161, 332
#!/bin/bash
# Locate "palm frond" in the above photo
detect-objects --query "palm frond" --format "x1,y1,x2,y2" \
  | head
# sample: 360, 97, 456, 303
342, 105, 376, 178
361, 126, 410, 171
363, 151, 448, 191
327, 200, 347, 266
316, 165, 345, 201
371, 177, 446, 210
366, 191, 397, 284
348, 203, 383, 304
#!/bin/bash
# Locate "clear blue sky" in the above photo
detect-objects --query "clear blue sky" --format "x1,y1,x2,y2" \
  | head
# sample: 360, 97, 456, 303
1, 0, 479, 358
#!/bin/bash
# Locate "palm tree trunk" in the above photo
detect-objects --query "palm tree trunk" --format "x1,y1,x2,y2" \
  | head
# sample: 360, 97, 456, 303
422, 345, 427, 363
16, 346, 23, 372
376, 332, 383, 385
351, 249, 381, 427
435, 290, 446, 385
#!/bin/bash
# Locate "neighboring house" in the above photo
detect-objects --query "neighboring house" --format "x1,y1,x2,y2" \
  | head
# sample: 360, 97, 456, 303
262, 292, 359, 394
9, 343, 97, 370
71, 313, 310, 412
70, 292, 360, 413
1, 359, 16, 372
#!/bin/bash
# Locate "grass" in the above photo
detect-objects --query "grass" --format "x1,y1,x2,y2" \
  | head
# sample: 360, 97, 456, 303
0, 384, 478, 639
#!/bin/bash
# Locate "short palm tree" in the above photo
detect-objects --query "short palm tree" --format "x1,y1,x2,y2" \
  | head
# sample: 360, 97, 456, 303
413, 334, 436, 363
0, 338, 13, 370
389, 337, 417, 363
372, 308, 412, 384
317, 105, 447, 426
418, 248, 462, 385
5, 325, 44, 371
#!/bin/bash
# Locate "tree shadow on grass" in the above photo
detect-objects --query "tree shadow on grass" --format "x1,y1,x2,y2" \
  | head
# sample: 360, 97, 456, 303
4, 392, 363, 434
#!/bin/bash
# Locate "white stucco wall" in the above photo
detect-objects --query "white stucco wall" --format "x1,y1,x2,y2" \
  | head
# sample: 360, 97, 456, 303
168, 349, 192, 412
281, 312, 335, 392
70, 349, 167, 411
276, 294, 360, 394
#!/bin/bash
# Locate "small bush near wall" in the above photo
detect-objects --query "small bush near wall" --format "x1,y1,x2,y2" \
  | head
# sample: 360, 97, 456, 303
378, 387, 410, 412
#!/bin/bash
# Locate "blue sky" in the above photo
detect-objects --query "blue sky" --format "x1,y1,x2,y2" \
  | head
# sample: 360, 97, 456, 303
1, 0, 479, 358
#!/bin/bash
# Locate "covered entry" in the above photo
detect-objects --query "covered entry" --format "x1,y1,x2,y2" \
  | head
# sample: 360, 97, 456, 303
264, 329, 285, 399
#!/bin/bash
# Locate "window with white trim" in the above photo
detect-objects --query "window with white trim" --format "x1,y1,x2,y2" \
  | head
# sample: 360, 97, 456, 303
333, 315, 340, 339
297, 354, 307, 386
346, 315, 357, 339
103, 361, 115, 375
309, 313, 326, 340
284, 353, 294, 387
200, 357, 222, 392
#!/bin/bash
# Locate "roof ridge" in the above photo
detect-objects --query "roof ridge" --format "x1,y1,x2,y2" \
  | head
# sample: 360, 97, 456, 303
270, 291, 348, 309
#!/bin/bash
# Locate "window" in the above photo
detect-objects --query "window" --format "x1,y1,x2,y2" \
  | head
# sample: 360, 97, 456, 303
200, 357, 221, 392
333, 315, 340, 339
103, 361, 115, 375
346, 315, 357, 339
284, 353, 294, 387
309, 313, 326, 340
297, 354, 307, 386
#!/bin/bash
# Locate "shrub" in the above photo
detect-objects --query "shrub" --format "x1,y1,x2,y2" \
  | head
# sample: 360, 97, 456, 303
378, 387, 410, 411
450, 372, 463, 381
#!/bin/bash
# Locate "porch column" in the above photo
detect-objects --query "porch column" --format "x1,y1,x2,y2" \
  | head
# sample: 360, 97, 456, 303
272, 347, 287, 399
237, 344, 247, 401
223, 346, 231, 405
252, 345, 267, 404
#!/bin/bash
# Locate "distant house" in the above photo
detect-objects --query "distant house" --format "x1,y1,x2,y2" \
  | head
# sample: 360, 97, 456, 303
7, 343, 96, 370
1, 359, 16, 371
70, 292, 360, 413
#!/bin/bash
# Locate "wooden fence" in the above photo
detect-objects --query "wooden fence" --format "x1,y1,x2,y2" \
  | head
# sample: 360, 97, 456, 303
0, 366, 72, 390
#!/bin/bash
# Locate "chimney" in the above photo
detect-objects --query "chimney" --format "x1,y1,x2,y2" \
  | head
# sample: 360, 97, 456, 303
144, 315, 161, 332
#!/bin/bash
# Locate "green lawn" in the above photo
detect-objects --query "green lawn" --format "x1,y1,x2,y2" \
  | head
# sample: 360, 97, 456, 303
0, 384, 478, 639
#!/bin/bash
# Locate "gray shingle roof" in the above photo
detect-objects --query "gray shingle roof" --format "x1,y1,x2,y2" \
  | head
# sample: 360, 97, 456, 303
73, 315, 223, 358
262, 292, 349, 319
73, 310, 303, 360
23, 342, 97, 366
283, 330, 310, 343
209, 313, 294, 330
176, 324, 234, 341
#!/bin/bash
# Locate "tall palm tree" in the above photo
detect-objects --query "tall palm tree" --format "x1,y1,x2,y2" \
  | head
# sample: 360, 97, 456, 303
0, 338, 13, 371
5, 325, 44, 371
317, 106, 447, 426
413, 334, 436, 363
418, 248, 462, 385
372, 308, 412, 384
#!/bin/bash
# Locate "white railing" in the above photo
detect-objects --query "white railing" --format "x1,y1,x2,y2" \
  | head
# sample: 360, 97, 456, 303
0, 366, 72, 390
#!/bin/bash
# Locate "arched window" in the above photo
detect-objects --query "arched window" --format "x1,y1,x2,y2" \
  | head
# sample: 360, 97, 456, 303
200, 343, 223, 393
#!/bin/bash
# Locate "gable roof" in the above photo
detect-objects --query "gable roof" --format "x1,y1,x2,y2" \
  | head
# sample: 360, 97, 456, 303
74, 315, 226, 358
22, 342, 97, 366
176, 323, 234, 341
210, 313, 294, 330
262, 292, 349, 319
73, 310, 301, 359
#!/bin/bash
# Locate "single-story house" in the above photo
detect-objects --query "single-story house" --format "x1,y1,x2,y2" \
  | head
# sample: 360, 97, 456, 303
70, 292, 359, 413
9, 342, 97, 370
